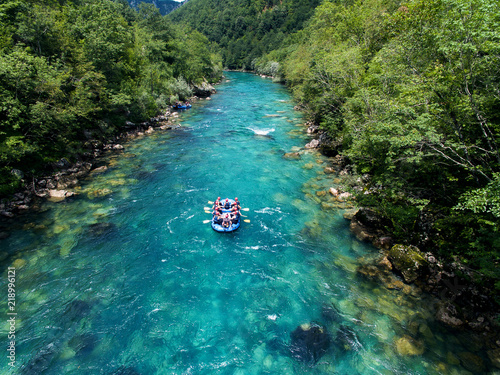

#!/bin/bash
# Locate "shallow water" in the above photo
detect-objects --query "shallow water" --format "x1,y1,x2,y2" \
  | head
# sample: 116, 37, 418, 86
0, 72, 489, 374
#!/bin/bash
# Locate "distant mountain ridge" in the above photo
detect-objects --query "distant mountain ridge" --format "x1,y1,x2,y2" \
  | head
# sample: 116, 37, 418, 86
127, 0, 187, 15
169, 0, 321, 69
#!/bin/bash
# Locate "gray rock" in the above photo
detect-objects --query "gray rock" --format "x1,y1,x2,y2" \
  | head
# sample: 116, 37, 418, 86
388, 244, 429, 283
305, 139, 320, 149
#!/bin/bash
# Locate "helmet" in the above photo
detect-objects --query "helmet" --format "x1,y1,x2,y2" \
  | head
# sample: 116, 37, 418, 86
235, 197, 238, 201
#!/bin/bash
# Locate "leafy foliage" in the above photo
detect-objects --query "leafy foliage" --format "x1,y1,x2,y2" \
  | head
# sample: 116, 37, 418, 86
263, 0, 500, 294
0, 0, 222, 193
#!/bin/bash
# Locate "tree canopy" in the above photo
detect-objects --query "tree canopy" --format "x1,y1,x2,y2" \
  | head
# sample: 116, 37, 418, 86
0, 0, 222, 195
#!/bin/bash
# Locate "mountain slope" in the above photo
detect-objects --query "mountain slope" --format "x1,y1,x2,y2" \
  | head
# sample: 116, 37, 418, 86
127, 0, 187, 15
169, 0, 321, 69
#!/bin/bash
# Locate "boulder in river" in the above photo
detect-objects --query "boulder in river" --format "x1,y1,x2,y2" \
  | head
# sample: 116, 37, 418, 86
435, 301, 464, 329
487, 348, 500, 369
458, 351, 485, 373
290, 322, 330, 364
87, 222, 116, 237
335, 325, 362, 352
388, 244, 429, 283
47, 189, 75, 202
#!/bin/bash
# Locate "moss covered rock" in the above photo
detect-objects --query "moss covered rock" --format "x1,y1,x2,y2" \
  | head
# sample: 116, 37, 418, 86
388, 244, 429, 283
395, 335, 425, 356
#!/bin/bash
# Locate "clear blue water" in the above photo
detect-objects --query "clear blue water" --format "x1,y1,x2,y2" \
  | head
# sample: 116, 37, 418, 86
0, 72, 486, 374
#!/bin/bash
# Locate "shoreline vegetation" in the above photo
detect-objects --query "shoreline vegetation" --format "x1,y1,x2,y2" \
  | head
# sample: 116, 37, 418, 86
0, 0, 223, 198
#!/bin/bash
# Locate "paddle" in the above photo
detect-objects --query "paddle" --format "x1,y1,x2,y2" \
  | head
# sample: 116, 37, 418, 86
244, 219, 251, 223
203, 220, 211, 224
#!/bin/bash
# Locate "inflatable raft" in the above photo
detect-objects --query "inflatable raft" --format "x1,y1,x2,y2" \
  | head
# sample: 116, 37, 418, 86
211, 199, 240, 233
172, 103, 192, 110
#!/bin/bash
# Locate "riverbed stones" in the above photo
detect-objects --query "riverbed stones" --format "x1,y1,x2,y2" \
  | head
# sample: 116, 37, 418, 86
447, 351, 461, 365
435, 301, 464, 328
487, 348, 500, 369
395, 335, 425, 356
290, 322, 330, 364
458, 351, 485, 373
335, 325, 361, 352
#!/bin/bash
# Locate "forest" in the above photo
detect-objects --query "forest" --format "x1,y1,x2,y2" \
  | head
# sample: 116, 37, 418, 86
261, 0, 500, 300
0, 0, 222, 195
170, 0, 322, 69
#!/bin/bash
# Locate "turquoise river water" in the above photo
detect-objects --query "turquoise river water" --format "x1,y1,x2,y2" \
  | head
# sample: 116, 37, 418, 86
0, 72, 488, 374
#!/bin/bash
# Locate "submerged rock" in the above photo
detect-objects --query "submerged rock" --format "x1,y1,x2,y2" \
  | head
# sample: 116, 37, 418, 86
305, 139, 320, 149
458, 351, 485, 373
395, 335, 425, 356
335, 325, 362, 352
487, 348, 500, 369
20, 342, 57, 374
12, 258, 27, 269
68, 333, 98, 356
64, 300, 92, 323
87, 222, 116, 237
283, 152, 301, 160
290, 322, 330, 364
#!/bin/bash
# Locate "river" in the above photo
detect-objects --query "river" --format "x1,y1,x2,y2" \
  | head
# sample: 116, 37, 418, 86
0, 72, 484, 374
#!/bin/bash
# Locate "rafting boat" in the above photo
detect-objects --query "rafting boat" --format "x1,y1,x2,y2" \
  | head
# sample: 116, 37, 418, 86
172, 103, 192, 110
211, 198, 240, 233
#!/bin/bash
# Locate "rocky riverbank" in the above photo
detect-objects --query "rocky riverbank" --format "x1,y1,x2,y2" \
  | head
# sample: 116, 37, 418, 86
0, 92, 215, 221
302, 121, 500, 372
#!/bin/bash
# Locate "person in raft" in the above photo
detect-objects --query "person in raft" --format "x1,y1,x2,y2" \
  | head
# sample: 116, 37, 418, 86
213, 211, 223, 225
213, 197, 222, 210
222, 213, 231, 228
212, 206, 221, 217
223, 198, 232, 210
231, 198, 241, 210
231, 207, 240, 224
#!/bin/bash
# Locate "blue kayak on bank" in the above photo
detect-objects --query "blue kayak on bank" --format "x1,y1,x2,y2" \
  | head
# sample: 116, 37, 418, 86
211, 199, 241, 233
